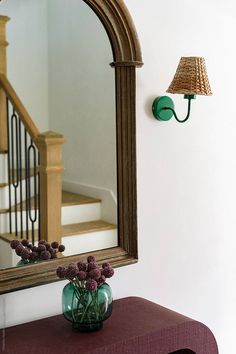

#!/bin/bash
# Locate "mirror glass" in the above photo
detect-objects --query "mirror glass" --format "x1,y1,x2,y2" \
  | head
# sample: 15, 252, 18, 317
0, 0, 117, 269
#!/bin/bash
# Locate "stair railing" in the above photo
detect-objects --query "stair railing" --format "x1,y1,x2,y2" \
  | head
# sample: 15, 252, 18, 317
0, 74, 65, 245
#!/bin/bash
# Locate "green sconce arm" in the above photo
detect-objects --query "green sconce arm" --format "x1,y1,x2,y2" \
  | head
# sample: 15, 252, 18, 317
152, 94, 196, 123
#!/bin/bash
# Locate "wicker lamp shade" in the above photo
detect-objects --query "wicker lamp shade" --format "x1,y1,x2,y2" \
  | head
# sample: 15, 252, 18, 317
166, 57, 212, 96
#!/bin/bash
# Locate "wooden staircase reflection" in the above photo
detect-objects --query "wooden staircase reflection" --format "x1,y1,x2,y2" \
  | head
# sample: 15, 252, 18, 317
0, 189, 117, 259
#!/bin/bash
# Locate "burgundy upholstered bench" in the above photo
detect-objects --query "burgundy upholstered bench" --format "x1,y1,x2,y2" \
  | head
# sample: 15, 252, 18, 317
1, 297, 218, 354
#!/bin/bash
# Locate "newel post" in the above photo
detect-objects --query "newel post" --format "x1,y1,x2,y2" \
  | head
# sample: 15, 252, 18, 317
36, 131, 65, 244
0, 16, 10, 151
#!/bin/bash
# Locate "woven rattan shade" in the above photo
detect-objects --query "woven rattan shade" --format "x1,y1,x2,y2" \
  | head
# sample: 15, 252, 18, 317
166, 57, 212, 96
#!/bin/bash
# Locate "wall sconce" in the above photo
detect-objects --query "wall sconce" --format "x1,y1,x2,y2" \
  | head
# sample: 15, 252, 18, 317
152, 57, 212, 123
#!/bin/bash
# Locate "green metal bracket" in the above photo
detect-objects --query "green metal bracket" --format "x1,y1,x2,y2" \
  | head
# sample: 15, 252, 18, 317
152, 94, 196, 123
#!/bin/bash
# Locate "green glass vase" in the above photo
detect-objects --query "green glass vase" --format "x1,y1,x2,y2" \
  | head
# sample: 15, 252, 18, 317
62, 282, 113, 331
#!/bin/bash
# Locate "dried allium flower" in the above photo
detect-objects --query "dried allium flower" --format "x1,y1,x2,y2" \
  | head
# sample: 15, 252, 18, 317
88, 268, 101, 280
20, 248, 31, 260
86, 279, 97, 292
45, 242, 51, 250
37, 244, 46, 252
27, 244, 33, 250
77, 271, 87, 281
38, 240, 46, 245
10, 239, 20, 249
32, 246, 37, 252
51, 241, 59, 249
15, 244, 24, 256
58, 244, 65, 252
102, 262, 110, 269
87, 262, 98, 272
21, 239, 29, 247
65, 264, 78, 280
97, 275, 106, 286
102, 266, 114, 278
56, 266, 66, 279
87, 255, 96, 263
77, 261, 86, 271
51, 253, 57, 259
40, 250, 51, 260
29, 251, 38, 262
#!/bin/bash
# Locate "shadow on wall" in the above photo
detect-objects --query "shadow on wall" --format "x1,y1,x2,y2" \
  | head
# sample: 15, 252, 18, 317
169, 350, 196, 354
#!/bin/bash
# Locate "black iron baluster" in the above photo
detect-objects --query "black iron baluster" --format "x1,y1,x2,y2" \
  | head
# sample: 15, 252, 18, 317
38, 152, 41, 241
24, 128, 29, 239
11, 109, 19, 236
5, 99, 40, 243
6, 98, 12, 234
27, 140, 37, 245
18, 120, 23, 238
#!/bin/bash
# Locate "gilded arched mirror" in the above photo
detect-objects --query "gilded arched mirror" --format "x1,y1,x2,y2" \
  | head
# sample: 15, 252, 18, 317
0, 0, 143, 294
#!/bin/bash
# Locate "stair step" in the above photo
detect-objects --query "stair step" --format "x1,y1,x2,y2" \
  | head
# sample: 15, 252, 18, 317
62, 220, 117, 256
0, 168, 36, 187
0, 230, 39, 244
0, 175, 36, 212
1, 191, 101, 212
62, 191, 101, 206
0, 220, 117, 250
62, 220, 116, 237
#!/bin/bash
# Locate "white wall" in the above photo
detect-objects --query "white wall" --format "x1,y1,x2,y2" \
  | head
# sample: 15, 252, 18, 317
0, 1, 236, 353
0, 0, 49, 131
48, 0, 117, 200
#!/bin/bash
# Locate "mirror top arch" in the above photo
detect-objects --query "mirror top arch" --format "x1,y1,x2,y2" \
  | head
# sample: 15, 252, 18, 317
83, 0, 143, 66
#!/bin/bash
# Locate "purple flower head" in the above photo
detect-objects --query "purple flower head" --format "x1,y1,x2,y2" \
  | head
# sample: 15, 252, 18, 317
40, 250, 51, 260
37, 244, 46, 252
87, 255, 96, 263
10, 239, 20, 249
32, 246, 37, 252
88, 268, 101, 281
77, 271, 87, 281
56, 266, 66, 279
87, 262, 98, 272
51, 253, 57, 259
20, 248, 31, 260
86, 279, 97, 292
97, 275, 106, 286
38, 240, 46, 244
21, 239, 29, 247
51, 241, 59, 249
77, 261, 86, 271
58, 244, 65, 252
102, 262, 110, 269
65, 264, 78, 280
102, 266, 114, 278
29, 251, 39, 262
15, 244, 24, 256
44, 242, 51, 250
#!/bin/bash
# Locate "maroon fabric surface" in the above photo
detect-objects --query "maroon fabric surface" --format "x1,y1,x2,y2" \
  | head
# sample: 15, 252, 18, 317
0, 297, 218, 354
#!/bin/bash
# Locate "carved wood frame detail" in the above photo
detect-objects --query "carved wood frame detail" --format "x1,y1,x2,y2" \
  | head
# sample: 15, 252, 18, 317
0, 0, 143, 294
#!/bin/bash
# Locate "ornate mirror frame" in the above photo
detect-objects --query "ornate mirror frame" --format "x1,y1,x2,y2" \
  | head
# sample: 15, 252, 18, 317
0, 0, 143, 294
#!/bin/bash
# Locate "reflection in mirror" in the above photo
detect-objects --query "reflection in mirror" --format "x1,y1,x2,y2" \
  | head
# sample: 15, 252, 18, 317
0, 0, 117, 270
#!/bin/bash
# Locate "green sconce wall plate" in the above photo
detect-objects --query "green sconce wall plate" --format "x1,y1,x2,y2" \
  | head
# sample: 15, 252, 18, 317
152, 96, 175, 121
152, 94, 196, 123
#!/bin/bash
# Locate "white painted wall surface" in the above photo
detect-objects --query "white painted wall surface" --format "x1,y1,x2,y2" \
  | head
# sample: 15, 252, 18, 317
48, 0, 117, 199
0, 1, 236, 353
0, 0, 49, 131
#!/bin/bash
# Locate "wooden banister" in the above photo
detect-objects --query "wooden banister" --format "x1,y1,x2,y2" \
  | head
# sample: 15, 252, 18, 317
0, 16, 10, 151
36, 131, 65, 244
0, 74, 39, 142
